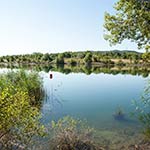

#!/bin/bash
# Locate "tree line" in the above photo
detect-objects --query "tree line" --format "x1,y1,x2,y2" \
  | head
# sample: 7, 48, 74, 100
0, 50, 149, 66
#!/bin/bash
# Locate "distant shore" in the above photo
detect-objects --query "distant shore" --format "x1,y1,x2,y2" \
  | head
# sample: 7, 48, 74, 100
0, 50, 149, 67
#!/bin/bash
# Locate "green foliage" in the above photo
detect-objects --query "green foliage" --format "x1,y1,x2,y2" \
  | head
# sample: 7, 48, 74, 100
0, 50, 145, 66
77, 52, 85, 59
133, 80, 150, 139
104, 0, 150, 51
41, 53, 52, 62
55, 53, 64, 64
62, 52, 71, 58
70, 59, 77, 66
116, 60, 125, 66
0, 70, 44, 108
84, 52, 92, 64
0, 70, 45, 149
50, 116, 99, 150
142, 52, 150, 62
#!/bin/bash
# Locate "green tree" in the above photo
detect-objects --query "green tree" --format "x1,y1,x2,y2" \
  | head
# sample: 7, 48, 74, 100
55, 53, 64, 64
41, 53, 52, 62
77, 52, 85, 59
84, 52, 92, 64
142, 52, 150, 62
104, 0, 150, 51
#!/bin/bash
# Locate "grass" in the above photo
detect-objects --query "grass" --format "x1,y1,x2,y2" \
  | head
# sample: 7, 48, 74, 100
0, 69, 46, 149
0, 69, 44, 108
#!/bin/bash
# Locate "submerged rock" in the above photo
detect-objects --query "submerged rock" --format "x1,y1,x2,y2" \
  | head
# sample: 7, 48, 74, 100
113, 107, 126, 121
113, 113, 125, 121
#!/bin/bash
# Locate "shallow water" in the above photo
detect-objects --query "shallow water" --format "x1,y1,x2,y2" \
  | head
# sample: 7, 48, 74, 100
38, 71, 148, 149
41, 72, 145, 126
0, 67, 148, 149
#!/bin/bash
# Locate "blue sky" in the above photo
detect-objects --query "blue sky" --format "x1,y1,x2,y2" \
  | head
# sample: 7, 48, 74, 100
0, 0, 140, 56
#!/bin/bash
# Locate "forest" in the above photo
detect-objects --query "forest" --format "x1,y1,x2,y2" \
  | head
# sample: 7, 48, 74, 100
0, 50, 149, 67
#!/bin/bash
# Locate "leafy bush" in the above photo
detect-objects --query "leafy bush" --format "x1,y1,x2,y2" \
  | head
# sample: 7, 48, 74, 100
84, 53, 92, 64
0, 70, 45, 149
55, 54, 64, 64
50, 116, 101, 150
0, 70, 44, 108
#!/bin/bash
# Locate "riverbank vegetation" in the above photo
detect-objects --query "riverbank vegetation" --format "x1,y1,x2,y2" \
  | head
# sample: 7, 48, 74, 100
0, 70, 150, 150
0, 50, 149, 67
0, 0, 150, 148
50, 116, 101, 150
133, 80, 150, 139
0, 70, 45, 150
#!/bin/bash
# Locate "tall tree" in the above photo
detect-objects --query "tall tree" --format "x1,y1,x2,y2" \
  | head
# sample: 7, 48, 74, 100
104, 0, 150, 51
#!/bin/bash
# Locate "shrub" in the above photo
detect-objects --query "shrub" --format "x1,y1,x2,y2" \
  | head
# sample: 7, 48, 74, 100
0, 70, 44, 108
0, 70, 45, 149
50, 116, 101, 150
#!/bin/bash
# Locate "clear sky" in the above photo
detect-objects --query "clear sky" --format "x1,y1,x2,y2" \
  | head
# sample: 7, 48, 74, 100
0, 0, 141, 56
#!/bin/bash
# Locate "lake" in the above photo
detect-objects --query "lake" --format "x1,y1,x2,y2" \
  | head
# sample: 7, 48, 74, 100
39, 69, 148, 149
0, 66, 149, 149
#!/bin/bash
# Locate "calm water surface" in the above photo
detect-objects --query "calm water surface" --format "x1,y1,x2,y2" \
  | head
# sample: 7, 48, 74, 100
41, 72, 146, 131
0, 67, 148, 149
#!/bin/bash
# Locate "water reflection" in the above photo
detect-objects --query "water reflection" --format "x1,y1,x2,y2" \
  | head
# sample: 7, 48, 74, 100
43, 82, 63, 112
0, 63, 149, 77
0, 67, 150, 149
21, 76, 150, 148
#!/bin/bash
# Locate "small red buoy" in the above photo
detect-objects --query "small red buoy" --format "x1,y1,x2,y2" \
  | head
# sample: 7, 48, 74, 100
50, 74, 53, 79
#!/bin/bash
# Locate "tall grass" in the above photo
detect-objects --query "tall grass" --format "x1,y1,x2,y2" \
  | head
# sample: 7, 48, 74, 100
0, 70, 45, 150
0, 69, 44, 108
133, 79, 150, 139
